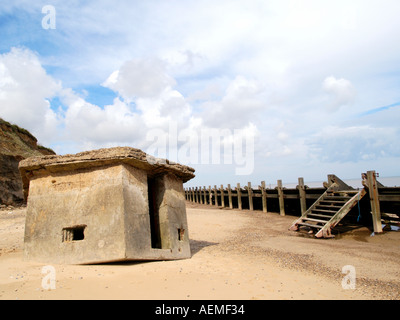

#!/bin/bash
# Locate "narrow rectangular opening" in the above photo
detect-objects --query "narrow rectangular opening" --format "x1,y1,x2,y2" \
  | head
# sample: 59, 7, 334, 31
178, 228, 185, 241
148, 177, 162, 249
62, 225, 86, 242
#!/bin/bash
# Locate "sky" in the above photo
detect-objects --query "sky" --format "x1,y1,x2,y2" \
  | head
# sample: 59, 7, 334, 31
1, 0, 400, 188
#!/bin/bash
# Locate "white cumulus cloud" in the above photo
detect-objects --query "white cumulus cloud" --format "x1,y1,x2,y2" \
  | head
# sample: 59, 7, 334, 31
323, 76, 356, 111
102, 58, 176, 101
0, 47, 62, 144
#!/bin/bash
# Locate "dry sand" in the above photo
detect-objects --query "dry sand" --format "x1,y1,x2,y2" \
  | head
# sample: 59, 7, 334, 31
0, 202, 399, 300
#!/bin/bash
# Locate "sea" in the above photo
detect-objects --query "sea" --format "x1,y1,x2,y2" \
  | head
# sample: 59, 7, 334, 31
279, 176, 400, 189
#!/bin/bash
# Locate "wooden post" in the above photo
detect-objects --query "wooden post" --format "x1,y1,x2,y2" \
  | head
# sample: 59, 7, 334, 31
298, 177, 307, 215
199, 186, 204, 204
220, 185, 225, 207
260, 181, 267, 213
198, 187, 201, 203
214, 185, 219, 207
208, 186, 212, 206
277, 180, 285, 216
237, 183, 242, 210
248, 182, 253, 211
191, 187, 195, 202
366, 171, 383, 233
202, 186, 206, 204
227, 184, 233, 209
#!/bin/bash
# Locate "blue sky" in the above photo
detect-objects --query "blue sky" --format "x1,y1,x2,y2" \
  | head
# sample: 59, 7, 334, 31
1, 0, 400, 187
360, 102, 400, 116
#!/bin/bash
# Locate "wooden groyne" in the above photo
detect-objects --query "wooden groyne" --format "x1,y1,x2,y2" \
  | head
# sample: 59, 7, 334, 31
185, 171, 400, 236
185, 178, 325, 216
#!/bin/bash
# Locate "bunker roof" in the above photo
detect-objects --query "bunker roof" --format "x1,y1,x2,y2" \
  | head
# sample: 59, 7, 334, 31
19, 147, 195, 196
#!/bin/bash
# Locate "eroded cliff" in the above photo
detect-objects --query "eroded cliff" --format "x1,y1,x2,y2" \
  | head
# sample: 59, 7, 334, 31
0, 118, 55, 205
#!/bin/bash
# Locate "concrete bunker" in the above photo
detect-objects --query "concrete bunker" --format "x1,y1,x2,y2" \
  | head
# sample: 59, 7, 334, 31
19, 147, 195, 264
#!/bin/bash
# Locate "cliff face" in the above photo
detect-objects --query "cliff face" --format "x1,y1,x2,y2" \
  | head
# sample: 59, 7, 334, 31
0, 118, 55, 206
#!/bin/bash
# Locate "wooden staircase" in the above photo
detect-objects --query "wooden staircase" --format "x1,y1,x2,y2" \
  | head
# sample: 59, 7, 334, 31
289, 176, 367, 238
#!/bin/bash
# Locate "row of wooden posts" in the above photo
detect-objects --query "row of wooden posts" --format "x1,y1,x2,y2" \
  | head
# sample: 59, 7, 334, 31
184, 177, 319, 217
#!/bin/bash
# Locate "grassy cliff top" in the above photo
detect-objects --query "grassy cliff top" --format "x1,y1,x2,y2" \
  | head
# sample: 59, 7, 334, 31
0, 118, 55, 157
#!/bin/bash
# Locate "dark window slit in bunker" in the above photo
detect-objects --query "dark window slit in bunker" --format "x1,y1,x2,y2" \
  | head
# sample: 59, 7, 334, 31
62, 225, 86, 242
148, 176, 162, 249
178, 228, 185, 241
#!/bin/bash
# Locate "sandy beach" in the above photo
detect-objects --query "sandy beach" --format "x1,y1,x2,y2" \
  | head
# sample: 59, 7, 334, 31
0, 202, 399, 300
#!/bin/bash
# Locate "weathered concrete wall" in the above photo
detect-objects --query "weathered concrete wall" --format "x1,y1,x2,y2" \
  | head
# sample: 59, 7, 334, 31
157, 173, 190, 256
24, 165, 127, 264
122, 167, 191, 261
122, 164, 153, 258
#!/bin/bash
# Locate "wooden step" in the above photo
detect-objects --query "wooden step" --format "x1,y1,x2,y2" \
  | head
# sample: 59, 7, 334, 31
307, 213, 334, 219
321, 198, 348, 202
296, 222, 323, 229
324, 195, 352, 200
303, 217, 330, 224
334, 190, 360, 194
316, 204, 342, 210
319, 200, 348, 205
312, 208, 338, 214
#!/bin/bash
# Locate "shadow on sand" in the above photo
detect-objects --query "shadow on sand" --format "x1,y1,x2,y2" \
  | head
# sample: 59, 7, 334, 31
189, 239, 218, 256
82, 239, 218, 266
